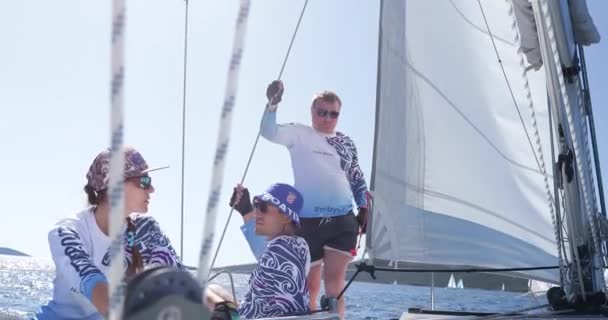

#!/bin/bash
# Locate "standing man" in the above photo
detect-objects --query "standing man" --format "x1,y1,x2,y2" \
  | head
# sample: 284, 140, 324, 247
260, 80, 369, 318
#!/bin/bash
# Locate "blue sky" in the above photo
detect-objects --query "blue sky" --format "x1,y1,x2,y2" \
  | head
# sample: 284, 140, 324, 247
0, 1, 605, 268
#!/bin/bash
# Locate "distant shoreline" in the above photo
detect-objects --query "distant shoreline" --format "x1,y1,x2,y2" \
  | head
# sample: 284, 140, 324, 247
210, 260, 533, 293
0, 247, 29, 257
1, 251, 534, 293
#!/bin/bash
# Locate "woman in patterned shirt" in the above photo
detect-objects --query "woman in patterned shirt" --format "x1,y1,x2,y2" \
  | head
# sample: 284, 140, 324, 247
205, 183, 311, 319
35, 147, 183, 319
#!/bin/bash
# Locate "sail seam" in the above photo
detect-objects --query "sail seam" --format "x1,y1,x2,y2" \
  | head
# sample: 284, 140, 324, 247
406, 63, 548, 177
376, 169, 556, 244
407, 46, 427, 210
422, 187, 556, 245
448, 0, 515, 47
475, 0, 553, 196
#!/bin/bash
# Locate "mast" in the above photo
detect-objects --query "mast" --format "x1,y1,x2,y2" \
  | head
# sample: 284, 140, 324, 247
366, 0, 385, 260
531, 0, 606, 305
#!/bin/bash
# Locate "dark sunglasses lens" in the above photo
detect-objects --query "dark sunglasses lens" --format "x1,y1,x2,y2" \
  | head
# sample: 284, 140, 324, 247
256, 202, 268, 213
316, 108, 338, 119
139, 176, 152, 189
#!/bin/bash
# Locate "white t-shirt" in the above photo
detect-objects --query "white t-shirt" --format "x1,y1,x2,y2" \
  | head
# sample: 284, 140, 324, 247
260, 111, 368, 218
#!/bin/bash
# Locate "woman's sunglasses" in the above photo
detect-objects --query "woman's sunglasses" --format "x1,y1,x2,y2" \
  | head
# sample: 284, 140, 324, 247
315, 108, 339, 119
129, 175, 152, 190
254, 201, 269, 213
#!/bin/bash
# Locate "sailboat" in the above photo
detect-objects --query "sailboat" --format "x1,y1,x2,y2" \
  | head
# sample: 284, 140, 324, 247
448, 274, 457, 289
121, 0, 605, 319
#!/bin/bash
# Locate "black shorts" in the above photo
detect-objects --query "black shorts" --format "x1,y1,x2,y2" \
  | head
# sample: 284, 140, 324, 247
296, 212, 359, 264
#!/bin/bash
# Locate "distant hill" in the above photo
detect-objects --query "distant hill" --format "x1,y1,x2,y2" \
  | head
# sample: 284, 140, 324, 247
0, 247, 30, 257
210, 263, 257, 274
345, 259, 531, 292
209, 259, 532, 292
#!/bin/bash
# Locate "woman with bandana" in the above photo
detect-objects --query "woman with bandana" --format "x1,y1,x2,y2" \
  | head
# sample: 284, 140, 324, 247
36, 147, 183, 319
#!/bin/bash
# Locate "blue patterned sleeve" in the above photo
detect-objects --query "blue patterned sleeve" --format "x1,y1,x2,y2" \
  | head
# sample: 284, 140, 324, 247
132, 215, 184, 270
326, 133, 369, 208
350, 141, 369, 208
48, 226, 108, 301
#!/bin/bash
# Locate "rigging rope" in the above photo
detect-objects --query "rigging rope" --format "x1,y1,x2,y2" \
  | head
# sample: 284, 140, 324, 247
196, 0, 252, 293
179, 0, 190, 261
108, 0, 127, 318
208, 0, 310, 272
577, 44, 606, 219
503, 0, 565, 281
478, 0, 556, 207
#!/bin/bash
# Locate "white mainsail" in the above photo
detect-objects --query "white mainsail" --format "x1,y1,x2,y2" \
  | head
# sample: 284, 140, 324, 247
368, 0, 562, 283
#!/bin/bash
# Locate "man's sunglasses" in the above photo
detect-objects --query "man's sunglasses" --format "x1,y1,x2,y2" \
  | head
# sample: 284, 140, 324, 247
315, 108, 339, 119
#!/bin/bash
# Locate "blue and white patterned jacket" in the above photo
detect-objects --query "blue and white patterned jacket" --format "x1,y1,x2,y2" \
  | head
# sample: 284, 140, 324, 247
240, 220, 311, 319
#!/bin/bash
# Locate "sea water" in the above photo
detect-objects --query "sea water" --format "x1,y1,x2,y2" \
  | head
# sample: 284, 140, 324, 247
0, 255, 542, 319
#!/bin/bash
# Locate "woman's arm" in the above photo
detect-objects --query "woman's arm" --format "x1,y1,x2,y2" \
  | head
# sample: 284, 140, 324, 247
48, 224, 109, 314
